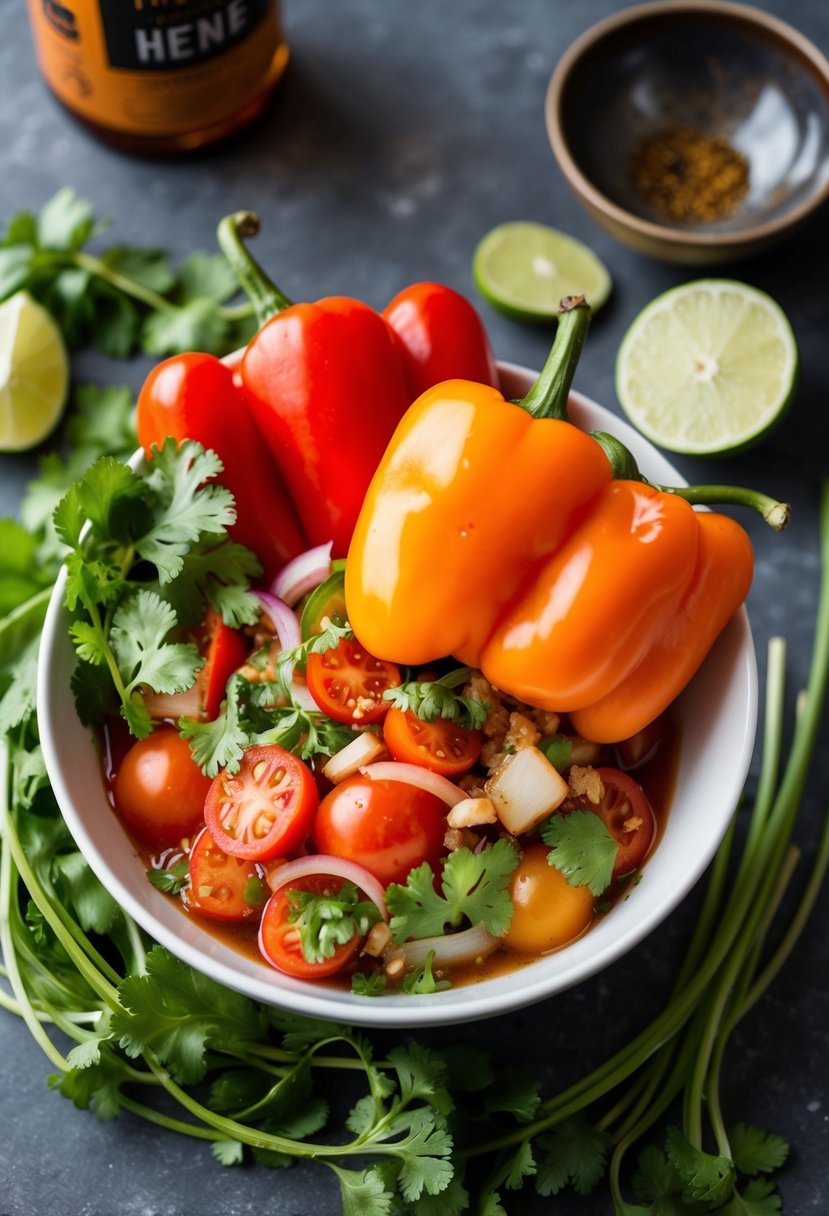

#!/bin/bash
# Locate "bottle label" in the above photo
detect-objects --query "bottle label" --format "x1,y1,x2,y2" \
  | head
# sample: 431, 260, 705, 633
27, 0, 288, 140
97, 0, 269, 72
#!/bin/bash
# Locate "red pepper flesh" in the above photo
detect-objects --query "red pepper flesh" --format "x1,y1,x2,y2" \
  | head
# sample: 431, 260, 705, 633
136, 352, 306, 580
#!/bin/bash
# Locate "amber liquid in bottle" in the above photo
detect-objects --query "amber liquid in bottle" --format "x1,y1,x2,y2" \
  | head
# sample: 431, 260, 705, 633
27, 0, 289, 154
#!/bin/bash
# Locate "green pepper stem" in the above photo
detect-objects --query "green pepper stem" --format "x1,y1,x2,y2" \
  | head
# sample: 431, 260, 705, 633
590, 432, 791, 531
216, 211, 293, 327
517, 296, 591, 420
659, 483, 792, 532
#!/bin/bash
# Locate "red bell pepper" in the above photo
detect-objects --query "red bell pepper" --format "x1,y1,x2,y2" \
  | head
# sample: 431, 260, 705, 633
136, 352, 306, 581
383, 280, 498, 398
217, 212, 498, 557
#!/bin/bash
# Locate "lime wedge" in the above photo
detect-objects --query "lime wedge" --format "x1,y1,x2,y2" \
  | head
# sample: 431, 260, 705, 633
0, 291, 69, 452
616, 280, 798, 456
472, 221, 612, 322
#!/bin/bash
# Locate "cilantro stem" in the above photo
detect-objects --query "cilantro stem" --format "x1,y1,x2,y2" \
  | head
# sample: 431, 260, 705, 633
118, 1094, 226, 1141
0, 765, 121, 1014
0, 746, 70, 1071
68, 250, 254, 325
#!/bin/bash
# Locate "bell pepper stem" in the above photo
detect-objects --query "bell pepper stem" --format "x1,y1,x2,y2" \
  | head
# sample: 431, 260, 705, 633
217, 211, 293, 327
517, 296, 591, 420
589, 432, 791, 530
659, 484, 792, 532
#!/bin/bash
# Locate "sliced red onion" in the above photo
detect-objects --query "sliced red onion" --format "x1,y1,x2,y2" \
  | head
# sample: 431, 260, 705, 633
264, 853, 388, 920
394, 921, 499, 971
359, 761, 466, 807
255, 591, 302, 651
271, 542, 333, 607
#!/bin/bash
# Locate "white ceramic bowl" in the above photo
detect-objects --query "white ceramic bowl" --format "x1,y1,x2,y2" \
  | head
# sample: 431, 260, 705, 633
37, 362, 757, 1028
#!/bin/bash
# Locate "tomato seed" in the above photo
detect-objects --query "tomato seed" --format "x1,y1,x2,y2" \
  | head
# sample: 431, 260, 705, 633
252, 760, 268, 781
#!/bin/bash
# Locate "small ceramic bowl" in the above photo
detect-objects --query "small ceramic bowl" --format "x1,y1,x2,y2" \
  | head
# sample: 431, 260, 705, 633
546, 1, 829, 263
38, 365, 758, 1028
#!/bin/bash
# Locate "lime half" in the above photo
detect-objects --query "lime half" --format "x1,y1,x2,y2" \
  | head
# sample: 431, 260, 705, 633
616, 280, 798, 456
0, 291, 69, 452
472, 221, 612, 322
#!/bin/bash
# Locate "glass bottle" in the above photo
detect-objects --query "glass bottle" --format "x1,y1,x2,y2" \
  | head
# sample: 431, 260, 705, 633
27, 0, 289, 154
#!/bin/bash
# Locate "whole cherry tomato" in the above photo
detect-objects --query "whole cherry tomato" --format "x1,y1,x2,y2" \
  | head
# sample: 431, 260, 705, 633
313, 775, 446, 887
113, 726, 211, 849
503, 844, 595, 954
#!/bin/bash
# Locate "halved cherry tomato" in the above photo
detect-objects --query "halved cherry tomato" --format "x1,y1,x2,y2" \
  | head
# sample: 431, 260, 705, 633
313, 775, 446, 886
306, 638, 401, 725
259, 875, 362, 978
614, 715, 667, 771
383, 707, 482, 776
199, 610, 250, 720
568, 767, 656, 880
204, 745, 318, 861
503, 844, 595, 953
185, 827, 263, 922
113, 726, 212, 849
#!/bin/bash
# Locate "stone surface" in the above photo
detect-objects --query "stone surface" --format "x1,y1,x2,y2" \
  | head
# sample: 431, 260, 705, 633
0, 0, 827, 1212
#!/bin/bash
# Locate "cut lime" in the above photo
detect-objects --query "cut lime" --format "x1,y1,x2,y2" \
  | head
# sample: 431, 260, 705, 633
472, 221, 612, 322
0, 291, 69, 452
616, 280, 798, 456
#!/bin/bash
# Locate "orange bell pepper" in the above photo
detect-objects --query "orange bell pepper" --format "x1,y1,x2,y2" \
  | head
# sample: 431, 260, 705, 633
347, 298, 786, 742
569, 512, 754, 742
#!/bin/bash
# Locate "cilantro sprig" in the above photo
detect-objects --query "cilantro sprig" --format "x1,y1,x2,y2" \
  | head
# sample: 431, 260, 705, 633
0, 189, 255, 357
286, 882, 382, 966
383, 666, 489, 730
539, 809, 619, 896
55, 439, 262, 738
386, 840, 519, 942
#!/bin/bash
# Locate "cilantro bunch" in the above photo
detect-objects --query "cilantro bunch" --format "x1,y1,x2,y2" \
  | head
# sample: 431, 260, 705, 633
0, 189, 255, 358
4, 484, 829, 1214
384, 666, 489, 730
55, 439, 262, 738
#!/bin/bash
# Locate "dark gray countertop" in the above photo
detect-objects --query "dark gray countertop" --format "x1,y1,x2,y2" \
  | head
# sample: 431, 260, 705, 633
1, 1, 827, 1212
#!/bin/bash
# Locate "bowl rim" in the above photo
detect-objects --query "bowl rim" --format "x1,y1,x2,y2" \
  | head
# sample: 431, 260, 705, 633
37, 365, 758, 1028
545, 0, 829, 250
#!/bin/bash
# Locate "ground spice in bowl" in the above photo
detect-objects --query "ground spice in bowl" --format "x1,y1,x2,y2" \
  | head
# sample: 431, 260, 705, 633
630, 126, 750, 224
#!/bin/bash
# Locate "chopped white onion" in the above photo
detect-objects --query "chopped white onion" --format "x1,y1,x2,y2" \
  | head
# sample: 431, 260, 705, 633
323, 732, 388, 783
271, 542, 333, 607
487, 745, 569, 836
359, 761, 466, 807
393, 921, 499, 972
264, 853, 388, 920
254, 591, 302, 651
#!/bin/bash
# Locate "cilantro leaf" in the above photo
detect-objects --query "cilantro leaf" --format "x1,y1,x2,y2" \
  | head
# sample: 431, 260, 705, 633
400, 951, 452, 995
112, 945, 268, 1084
141, 297, 230, 357
535, 1115, 612, 1196
540, 810, 618, 896
483, 1069, 541, 1123
721, 1178, 783, 1216
176, 250, 240, 303
211, 1140, 245, 1167
330, 1165, 394, 1216
665, 1126, 735, 1206
147, 859, 190, 895
352, 972, 387, 997
386, 840, 519, 942
728, 1125, 789, 1176
384, 667, 489, 731
139, 439, 235, 582
37, 187, 98, 251
286, 881, 382, 965
110, 589, 202, 696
